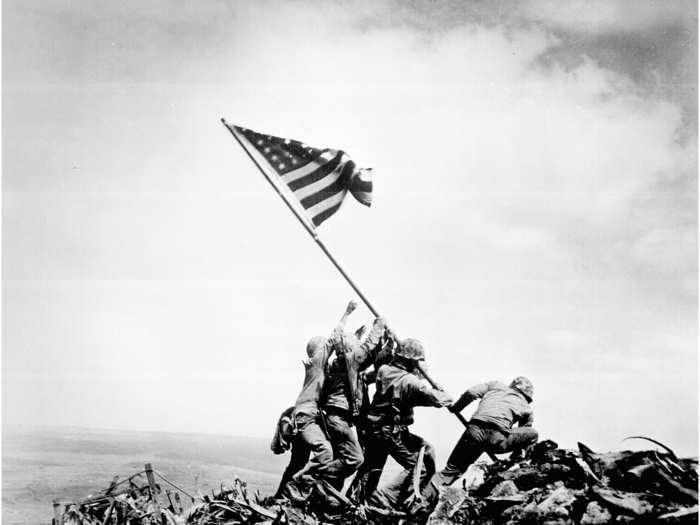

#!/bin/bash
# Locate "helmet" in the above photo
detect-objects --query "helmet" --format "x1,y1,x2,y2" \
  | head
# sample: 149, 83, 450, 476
510, 376, 534, 402
306, 336, 328, 358
395, 338, 426, 361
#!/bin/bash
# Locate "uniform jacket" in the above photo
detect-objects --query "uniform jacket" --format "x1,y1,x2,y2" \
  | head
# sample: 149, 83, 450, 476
293, 332, 339, 417
323, 318, 385, 419
367, 363, 452, 426
452, 380, 533, 432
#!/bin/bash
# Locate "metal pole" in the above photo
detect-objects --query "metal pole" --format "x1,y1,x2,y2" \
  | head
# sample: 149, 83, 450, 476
416, 364, 500, 461
416, 362, 470, 429
144, 463, 161, 522
222, 120, 490, 454
221, 118, 380, 316
53, 500, 63, 525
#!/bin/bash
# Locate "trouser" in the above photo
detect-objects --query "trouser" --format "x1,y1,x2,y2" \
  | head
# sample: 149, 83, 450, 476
425, 422, 538, 499
274, 436, 311, 498
277, 412, 334, 498
349, 424, 436, 508
324, 412, 364, 490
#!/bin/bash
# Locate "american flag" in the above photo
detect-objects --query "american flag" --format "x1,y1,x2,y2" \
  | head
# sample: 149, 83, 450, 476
225, 123, 372, 227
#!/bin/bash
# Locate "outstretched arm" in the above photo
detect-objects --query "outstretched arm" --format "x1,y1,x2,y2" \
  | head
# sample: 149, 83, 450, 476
351, 316, 387, 368
408, 378, 454, 408
334, 300, 357, 334
449, 381, 498, 413
307, 301, 358, 368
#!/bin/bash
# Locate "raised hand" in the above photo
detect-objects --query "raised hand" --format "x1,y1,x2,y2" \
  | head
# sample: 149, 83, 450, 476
345, 300, 358, 316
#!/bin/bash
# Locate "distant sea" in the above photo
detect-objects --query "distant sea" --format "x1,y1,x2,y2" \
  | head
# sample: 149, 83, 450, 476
2, 425, 288, 525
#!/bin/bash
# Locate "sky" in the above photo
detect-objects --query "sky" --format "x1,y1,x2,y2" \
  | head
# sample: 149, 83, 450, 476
3, 0, 697, 457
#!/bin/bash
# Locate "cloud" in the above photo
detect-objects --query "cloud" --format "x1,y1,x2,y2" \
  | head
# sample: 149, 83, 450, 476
520, 0, 694, 34
3, 0, 696, 453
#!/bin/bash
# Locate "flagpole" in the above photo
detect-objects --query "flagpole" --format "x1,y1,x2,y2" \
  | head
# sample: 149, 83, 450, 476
221, 118, 380, 317
222, 119, 476, 434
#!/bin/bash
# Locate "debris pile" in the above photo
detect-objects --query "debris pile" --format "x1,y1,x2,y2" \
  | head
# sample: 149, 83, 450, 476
431, 439, 698, 524
52, 440, 698, 525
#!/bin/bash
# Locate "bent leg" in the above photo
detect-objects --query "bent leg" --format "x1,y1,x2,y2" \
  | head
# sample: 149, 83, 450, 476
370, 429, 430, 509
281, 416, 335, 501
347, 429, 388, 502
503, 426, 539, 456
274, 437, 311, 498
325, 414, 364, 489
433, 424, 487, 488
299, 420, 334, 477
420, 425, 487, 507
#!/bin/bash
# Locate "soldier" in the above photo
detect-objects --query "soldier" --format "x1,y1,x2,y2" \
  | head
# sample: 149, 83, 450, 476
349, 339, 453, 509
275, 301, 357, 500
424, 376, 538, 500
320, 315, 388, 490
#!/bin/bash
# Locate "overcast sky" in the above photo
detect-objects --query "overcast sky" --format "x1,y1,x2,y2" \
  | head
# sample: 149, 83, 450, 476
3, 0, 697, 457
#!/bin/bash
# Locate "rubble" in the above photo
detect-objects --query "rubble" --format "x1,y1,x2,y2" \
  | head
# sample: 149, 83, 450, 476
52, 441, 698, 525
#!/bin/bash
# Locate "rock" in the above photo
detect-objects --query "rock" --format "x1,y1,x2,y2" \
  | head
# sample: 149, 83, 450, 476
658, 505, 699, 522
490, 480, 520, 498
580, 501, 612, 524
463, 462, 487, 491
51, 445, 700, 525
428, 485, 467, 523
592, 486, 654, 516
537, 486, 577, 517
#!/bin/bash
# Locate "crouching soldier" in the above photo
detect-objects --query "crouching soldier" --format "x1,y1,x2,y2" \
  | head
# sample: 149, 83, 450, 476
349, 339, 453, 509
274, 301, 357, 500
424, 376, 538, 500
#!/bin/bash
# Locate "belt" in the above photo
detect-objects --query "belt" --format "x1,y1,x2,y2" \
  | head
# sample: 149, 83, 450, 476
324, 406, 352, 419
471, 419, 511, 435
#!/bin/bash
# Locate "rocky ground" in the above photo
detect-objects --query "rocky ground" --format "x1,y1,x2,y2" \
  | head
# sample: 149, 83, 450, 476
54, 439, 697, 524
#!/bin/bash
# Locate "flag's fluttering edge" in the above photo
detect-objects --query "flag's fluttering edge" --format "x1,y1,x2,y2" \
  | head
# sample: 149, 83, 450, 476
226, 123, 372, 227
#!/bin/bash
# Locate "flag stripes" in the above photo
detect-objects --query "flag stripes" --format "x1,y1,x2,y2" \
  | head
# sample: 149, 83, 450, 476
226, 123, 372, 227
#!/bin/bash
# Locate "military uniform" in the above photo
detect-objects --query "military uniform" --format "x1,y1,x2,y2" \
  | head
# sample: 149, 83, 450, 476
429, 379, 538, 493
276, 334, 339, 499
320, 317, 386, 489
350, 362, 452, 508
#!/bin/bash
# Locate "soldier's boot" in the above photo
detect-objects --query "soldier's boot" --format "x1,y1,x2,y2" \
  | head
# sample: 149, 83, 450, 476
281, 474, 315, 504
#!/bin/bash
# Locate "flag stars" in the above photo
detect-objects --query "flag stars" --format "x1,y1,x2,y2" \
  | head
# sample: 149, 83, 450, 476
279, 163, 285, 170
271, 155, 278, 161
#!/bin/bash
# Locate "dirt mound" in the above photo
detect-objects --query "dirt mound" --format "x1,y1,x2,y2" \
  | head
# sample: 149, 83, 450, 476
52, 440, 698, 524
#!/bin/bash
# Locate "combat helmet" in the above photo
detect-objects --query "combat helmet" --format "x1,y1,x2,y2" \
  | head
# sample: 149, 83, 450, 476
510, 376, 534, 402
306, 336, 328, 358
395, 338, 426, 361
